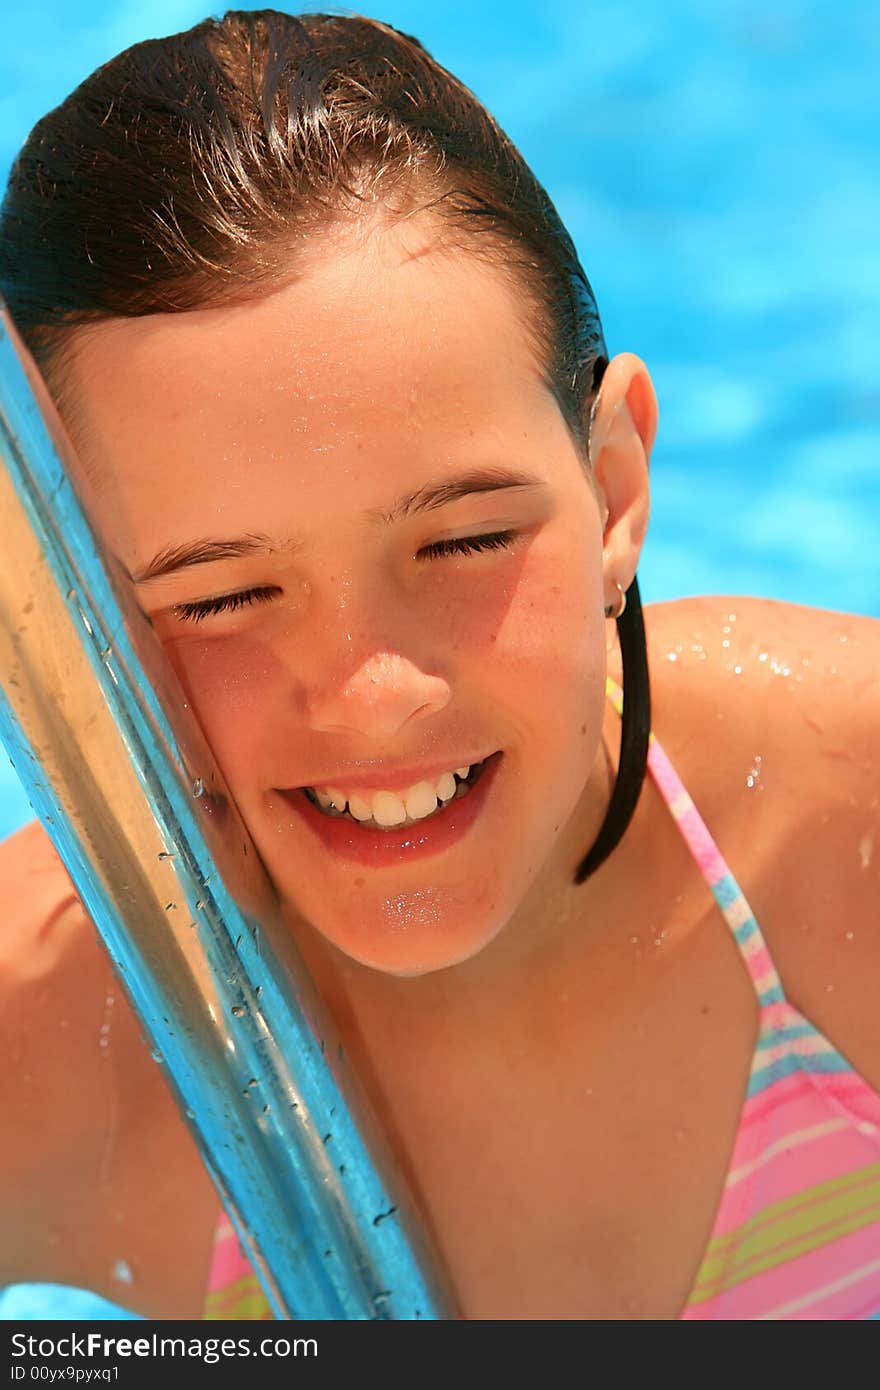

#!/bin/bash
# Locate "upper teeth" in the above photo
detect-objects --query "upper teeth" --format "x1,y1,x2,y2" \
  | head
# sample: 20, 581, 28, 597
314, 765, 473, 827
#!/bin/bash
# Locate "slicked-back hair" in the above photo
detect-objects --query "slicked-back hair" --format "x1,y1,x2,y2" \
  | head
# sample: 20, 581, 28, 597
0, 9, 650, 883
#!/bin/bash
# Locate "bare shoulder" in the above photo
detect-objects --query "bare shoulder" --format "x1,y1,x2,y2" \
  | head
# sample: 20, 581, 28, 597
0, 821, 112, 1274
640, 595, 880, 1083
0, 816, 101, 1047
0, 818, 97, 1111
0, 820, 208, 1300
643, 593, 877, 766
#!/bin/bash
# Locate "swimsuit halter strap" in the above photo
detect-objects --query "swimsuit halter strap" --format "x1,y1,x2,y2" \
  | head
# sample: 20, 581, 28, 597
606, 676, 785, 1009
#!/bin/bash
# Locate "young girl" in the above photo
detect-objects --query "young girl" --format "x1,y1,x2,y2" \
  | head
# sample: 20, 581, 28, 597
1, 10, 877, 1320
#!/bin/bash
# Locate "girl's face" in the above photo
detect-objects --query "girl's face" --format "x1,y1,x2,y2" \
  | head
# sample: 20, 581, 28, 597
63, 220, 615, 976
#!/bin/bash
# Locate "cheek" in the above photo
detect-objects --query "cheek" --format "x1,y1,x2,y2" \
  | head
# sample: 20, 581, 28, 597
160, 632, 279, 777
447, 530, 604, 696
482, 532, 607, 803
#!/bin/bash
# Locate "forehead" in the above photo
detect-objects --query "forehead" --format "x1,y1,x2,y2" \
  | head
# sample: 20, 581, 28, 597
61, 221, 570, 540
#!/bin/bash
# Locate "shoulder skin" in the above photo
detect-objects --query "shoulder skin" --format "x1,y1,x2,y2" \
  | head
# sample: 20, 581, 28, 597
641, 595, 880, 1086
0, 819, 208, 1299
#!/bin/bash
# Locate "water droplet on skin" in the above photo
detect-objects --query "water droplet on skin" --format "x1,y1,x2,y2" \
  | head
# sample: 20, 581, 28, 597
859, 834, 874, 868
112, 1260, 133, 1285
97, 990, 115, 1057
192, 778, 205, 798
844, 930, 855, 942
667, 651, 678, 662
768, 657, 791, 676
721, 639, 730, 649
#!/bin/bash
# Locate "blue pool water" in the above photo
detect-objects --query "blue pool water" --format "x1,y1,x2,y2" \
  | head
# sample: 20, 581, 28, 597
1, 0, 878, 1320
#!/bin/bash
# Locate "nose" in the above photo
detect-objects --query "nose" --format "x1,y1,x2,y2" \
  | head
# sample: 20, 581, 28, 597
287, 563, 453, 741
305, 647, 451, 740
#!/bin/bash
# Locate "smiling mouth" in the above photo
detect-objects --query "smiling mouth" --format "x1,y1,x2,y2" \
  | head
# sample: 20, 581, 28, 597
299, 756, 496, 831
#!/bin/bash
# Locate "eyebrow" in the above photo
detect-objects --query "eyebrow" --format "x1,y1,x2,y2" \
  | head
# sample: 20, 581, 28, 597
131, 466, 544, 584
131, 536, 275, 584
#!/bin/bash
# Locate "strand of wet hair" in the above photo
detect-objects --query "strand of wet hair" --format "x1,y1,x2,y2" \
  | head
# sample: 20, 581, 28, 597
573, 575, 651, 883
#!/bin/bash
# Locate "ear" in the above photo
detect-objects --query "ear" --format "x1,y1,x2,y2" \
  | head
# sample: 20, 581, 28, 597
588, 352, 657, 607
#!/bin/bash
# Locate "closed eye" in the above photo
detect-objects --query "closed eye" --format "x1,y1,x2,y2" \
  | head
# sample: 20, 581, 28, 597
172, 531, 516, 622
418, 530, 516, 560
172, 585, 281, 623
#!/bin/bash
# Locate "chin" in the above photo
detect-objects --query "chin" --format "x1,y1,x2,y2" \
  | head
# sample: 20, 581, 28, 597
339, 929, 500, 978
282, 888, 509, 978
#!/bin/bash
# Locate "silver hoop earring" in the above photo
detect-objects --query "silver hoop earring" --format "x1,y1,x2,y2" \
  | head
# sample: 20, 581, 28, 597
604, 582, 626, 620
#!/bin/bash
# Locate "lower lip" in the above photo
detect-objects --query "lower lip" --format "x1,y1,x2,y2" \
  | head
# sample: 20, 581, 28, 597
276, 753, 503, 869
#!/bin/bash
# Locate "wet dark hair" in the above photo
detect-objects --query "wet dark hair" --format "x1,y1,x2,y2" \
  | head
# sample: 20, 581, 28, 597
0, 8, 649, 883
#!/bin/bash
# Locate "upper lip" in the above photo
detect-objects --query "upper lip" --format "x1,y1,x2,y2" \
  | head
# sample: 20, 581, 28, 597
287, 752, 497, 795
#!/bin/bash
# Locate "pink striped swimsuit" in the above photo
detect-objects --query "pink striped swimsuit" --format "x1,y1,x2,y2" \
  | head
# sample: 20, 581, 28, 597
203, 680, 880, 1320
